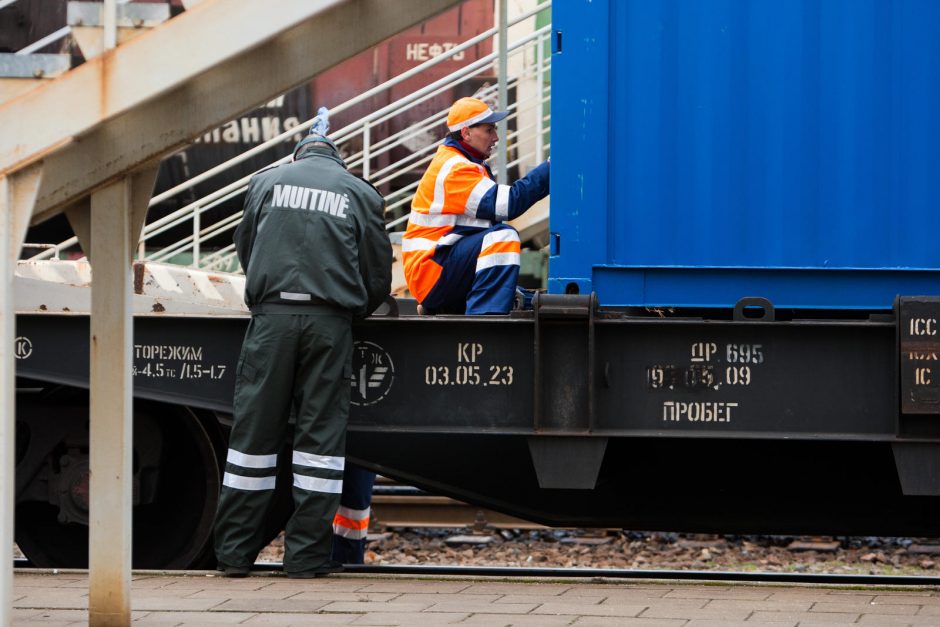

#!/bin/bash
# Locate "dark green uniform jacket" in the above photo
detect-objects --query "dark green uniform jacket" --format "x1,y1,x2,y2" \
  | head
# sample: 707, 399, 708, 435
235, 148, 392, 317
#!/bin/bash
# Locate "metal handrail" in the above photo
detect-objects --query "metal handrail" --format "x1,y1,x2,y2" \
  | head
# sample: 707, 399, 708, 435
15, 26, 72, 55
145, 2, 551, 210
31, 3, 552, 265
193, 81, 551, 273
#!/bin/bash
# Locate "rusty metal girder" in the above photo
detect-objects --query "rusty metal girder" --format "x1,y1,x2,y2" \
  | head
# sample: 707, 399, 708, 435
0, 0, 461, 224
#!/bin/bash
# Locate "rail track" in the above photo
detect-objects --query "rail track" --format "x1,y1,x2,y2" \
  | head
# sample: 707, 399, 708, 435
244, 562, 940, 586
13, 555, 940, 586
16, 481, 940, 586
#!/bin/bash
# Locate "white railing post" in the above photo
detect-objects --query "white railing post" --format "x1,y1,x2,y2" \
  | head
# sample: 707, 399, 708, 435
497, 0, 508, 185
192, 206, 200, 268
363, 122, 371, 181
103, 0, 117, 51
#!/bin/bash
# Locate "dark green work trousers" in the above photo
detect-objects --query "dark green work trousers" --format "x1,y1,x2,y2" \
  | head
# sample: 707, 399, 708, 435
214, 311, 352, 573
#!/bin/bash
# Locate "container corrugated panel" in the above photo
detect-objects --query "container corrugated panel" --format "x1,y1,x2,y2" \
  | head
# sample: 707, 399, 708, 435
549, 0, 940, 309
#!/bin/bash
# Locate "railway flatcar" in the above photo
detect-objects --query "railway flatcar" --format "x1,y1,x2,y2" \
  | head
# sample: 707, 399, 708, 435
14, 0, 940, 569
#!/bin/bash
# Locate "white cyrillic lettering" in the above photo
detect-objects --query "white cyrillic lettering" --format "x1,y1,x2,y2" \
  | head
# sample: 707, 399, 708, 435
284, 116, 302, 142
261, 116, 282, 141
222, 120, 240, 143
241, 117, 261, 143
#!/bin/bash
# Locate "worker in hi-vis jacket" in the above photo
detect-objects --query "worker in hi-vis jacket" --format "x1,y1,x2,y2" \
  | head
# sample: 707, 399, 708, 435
402, 96, 550, 314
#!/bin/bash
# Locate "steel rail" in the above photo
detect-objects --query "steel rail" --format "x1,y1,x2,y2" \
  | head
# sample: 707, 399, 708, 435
241, 562, 940, 586
13, 557, 940, 586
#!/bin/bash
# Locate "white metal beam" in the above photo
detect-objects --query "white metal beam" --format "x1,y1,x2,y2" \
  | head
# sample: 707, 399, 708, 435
0, 162, 42, 627
85, 166, 155, 626
0, 0, 343, 175
23, 0, 461, 225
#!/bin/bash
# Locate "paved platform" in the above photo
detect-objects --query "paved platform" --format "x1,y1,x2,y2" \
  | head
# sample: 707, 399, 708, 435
12, 569, 940, 626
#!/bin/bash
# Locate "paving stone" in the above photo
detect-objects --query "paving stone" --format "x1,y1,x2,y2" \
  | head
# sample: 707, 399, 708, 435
318, 600, 435, 613
358, 581, 473, 594
705, 598, 813, 612
290, 591, 401, 603
425, 601, 538, 614
858, 613, 940, 625
562, 586, 670, 600
811, 601, 919, 615
262, 580, 374, 594
619, 597, 706, 610
394, 593, 501, 604
497, 593, 603, 604
142, 610, 259, 623
160, 577, 277, 591
132, 597, 228, 612
462, 583, 572, 595
11, 608, 42, 621
664, 586, 773, 600
686, 621, 796, 627
130, 588, 207, 599
13, 575, 85, 588
750, 610, 860, 623
572, 618, 686, 626
919, 604, 940, 615
13, 608, 88, 622
563, 581, 656, 596
873, 593, 940, 604
184, 588, 305, 601
17, 572, 940, 626
640, 605, 751, 621
213, 597, 332, 613
57, 581, 95, 589
533, 601, 645, 617
128, 578, 179, 590
460, 613, 577, 625
349, 612, 470, 626
768, 592, 875, 604
14, 594, 88, 610
13, 586, 88, 597
240, 612, 361, 625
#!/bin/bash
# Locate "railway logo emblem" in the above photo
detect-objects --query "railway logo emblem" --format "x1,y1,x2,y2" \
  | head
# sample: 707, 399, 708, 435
351, 341, 394, 406
14, 336, 32, 360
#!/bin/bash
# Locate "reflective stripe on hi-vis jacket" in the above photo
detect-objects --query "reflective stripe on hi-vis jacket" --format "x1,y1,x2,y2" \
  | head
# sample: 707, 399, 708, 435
403, 142, 511, 301
332, 505, 370, 540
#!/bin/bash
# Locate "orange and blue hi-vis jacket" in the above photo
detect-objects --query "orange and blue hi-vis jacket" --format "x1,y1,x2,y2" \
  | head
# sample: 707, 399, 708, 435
402, 137, 550, 301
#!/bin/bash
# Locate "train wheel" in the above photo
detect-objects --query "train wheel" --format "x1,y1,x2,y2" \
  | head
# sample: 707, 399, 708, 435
15, 393, 223, 569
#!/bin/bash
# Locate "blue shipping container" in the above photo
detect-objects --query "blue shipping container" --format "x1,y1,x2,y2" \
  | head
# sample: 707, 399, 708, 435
549, 0, 940, 309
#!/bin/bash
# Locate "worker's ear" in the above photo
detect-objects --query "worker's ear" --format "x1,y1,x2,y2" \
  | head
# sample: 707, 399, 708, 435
460, 127, 471, 142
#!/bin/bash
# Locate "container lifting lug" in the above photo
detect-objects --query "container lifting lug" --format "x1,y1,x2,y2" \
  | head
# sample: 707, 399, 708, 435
733, 296, 775, 322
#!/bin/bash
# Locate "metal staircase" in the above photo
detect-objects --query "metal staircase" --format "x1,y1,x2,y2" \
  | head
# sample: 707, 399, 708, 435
26, 2, 553, 296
